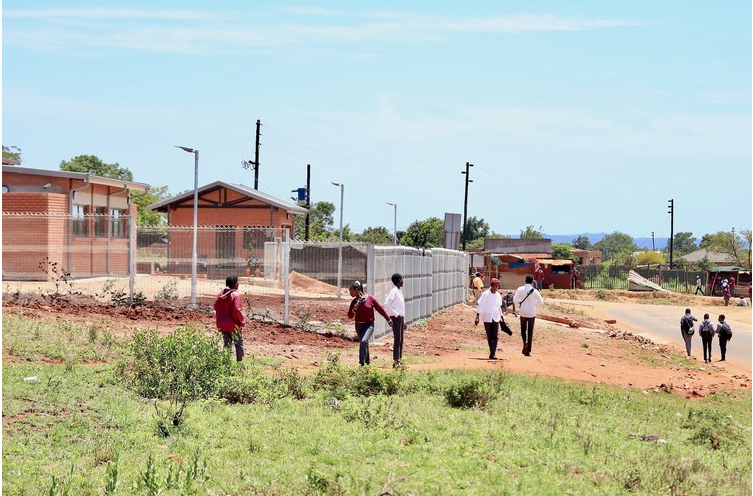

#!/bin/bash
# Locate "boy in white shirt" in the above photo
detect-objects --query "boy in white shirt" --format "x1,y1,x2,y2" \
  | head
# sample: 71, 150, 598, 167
384, 273, 406, 367
474, 277, 504, 360
513, 275, 545, 356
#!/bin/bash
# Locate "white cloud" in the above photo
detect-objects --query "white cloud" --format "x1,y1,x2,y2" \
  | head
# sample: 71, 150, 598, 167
2, 8, 642, 54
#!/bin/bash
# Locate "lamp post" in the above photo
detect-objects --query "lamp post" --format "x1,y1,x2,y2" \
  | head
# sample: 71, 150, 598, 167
331, 181, 344, 299
387, 202, 397, 245
176, 146, 199, 307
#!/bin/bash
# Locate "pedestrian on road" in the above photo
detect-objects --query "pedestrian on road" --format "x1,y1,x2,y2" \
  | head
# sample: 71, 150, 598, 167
502, 291, 516, 316
679, 308, 697, 357
474, 277, 504, 360
716, 314, 732, 361
214, 275, 246, 361
514, 274, 545, 356
384, 273, 406, 368
722, 285, 732, 306
694, 275, 704, 295
347, 280, 392, 366
699, 313, 715, 363
534, 265, 544, 290
471, 272, 484, 302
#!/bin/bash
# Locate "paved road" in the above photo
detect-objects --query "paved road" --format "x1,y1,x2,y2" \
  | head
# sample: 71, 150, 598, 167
552, 299, 752, 372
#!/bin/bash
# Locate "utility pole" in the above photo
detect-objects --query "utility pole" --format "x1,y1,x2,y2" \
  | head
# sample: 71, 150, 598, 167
461, 162, 473, 251
651, 232, 655, 251
241, 119, 262, 189
305, 164, 311, 241
668, 199, 674, 269
254, 119, 261, 190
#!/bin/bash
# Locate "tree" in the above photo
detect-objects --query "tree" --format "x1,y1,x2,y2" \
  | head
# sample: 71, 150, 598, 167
2, 145, 22, 162
400, 217, 445, 248
593, 231, 638, 262
668, 232, 697, 257
571, 235, 592, 250
293, 201, 336, 241
635, 251, 666, 265
461, 216, 490, 246
60, 154, 133, 181
551, 244, 574, 260
698, 234, 714, 249
355, 226, 395, 245
132, 185, 170, 226
708, 230, 750, 268
520, 225, 544, 239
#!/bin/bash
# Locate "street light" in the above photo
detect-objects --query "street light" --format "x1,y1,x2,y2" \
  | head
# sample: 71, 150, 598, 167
176, 146, 199, 307
387, 202, 397, 245
331, 181, 344, 298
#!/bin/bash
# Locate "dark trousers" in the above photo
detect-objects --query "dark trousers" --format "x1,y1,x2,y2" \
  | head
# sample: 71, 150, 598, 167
695, 286, 704, 295
701, 335, 713, 361
719, 337, 728, 360
520, 317, 536, 351
222, 331, 245, 361
355, 322, 375, 365
483, 321, 499, 357
391, 316, 405, 362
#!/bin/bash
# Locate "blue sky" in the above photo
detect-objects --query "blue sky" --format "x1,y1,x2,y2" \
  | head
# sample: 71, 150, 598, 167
3, 2, 751, 241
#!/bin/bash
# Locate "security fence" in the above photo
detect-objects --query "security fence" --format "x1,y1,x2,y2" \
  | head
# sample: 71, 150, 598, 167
2, 213, 468, 336
576, 264, 706, 293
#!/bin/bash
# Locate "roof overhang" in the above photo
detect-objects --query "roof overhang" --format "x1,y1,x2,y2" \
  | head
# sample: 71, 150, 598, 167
2, 165, 149, 192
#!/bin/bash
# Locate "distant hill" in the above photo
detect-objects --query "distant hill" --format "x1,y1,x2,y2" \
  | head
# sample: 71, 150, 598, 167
525, 233, 670, 250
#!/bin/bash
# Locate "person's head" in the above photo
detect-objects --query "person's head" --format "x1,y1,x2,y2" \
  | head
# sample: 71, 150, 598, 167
685, 308, 691, 315
349, 280, 364, 297
391, 273, 403, 287
703, 313, 710, 320
525, 275, 534, 284
718, 314, 726, 322
490, 278, 500, 292
225, 275, 239, 289
476, 272, 481, 278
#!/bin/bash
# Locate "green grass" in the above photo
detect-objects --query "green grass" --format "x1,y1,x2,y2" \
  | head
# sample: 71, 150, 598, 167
3, 315, 752, 496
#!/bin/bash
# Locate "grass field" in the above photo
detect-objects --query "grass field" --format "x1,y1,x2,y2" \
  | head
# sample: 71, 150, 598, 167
2, 314, 751, 496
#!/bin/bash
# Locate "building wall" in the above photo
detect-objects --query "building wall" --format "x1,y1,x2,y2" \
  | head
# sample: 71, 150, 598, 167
484, 238, 552, 254
2, 185, 135, 280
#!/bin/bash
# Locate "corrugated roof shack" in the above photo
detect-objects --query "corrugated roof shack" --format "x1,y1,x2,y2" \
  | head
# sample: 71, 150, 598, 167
484, 254, 534, 289
536, 258, 575, 289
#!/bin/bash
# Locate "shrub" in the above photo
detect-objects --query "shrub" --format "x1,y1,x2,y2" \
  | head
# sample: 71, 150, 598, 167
125, 325, 237, 400
352, 366, 405, 396
444, 375, 495, 409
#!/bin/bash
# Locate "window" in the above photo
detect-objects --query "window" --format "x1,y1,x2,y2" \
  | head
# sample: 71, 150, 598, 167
110, 209, 128, 239
72, 205, 89, 236
94, 207, 108, 238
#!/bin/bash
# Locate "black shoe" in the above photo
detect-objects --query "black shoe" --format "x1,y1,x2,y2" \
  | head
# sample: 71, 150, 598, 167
489, 355, 497, 360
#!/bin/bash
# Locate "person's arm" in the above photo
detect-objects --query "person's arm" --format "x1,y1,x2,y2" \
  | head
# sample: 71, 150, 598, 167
231, 293, 246, 330
383, 288, 397, 317
347, 298, 358, 320
370, 295, 391, 322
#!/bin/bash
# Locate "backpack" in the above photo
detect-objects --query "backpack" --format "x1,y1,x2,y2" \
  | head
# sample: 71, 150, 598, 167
680, 315, 694, 335
699, 321, 714, 336
718, 322, 732, 340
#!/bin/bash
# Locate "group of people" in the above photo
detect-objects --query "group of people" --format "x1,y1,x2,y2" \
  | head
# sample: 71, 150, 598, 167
213, 272, 738, 369
474, 274, 544, 359
680, 308, 733, 363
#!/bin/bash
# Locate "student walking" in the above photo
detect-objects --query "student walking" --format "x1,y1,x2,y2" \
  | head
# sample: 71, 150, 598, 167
214, 275, 246, 361
679, 308, 697, 357
474, 277, 504, 360
347, 280, 392, 366
716, 314, 732, 361
694, 276, 704, 295
384, 273, 406, 368
698, 313, 715, 363
513, 275, 545, 356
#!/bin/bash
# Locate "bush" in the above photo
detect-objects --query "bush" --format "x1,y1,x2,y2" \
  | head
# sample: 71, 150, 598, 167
444, 375, 495, 409
125, 325, 237, 400
352, 366, 405, 396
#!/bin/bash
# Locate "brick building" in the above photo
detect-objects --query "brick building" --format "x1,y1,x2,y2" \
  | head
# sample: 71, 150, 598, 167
147, 181, 308, 275
2, 163, 149, 280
